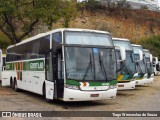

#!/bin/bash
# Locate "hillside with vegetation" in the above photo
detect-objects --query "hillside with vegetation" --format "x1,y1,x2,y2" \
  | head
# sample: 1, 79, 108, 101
0, 0, 160, 57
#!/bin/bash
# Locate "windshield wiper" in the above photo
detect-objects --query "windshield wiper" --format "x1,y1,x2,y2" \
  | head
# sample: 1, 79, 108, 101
82, 53, 92, 81
117, 61, 126, 73
146, 63, 152, 74
99, 53, 108, 81
136, 62, 143, 74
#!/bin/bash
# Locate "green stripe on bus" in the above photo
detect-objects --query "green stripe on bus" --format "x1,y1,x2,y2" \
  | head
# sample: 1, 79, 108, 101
23, 60, 44, 71
5, 63, 14, 70
5, 60, 44, 71
66, 79, 117, 86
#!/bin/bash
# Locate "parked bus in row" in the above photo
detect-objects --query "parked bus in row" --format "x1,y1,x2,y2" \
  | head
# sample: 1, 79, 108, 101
113, 38, 138, 90
0, 49, 6, 81
131, 44, 147, 85
2, 28, 126, 102
143, 49, 154, 83
153, 57, 160, 75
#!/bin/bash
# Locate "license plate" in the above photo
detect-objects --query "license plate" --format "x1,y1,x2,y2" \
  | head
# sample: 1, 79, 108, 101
118, 85, 124, 87
90, 94, 99, 97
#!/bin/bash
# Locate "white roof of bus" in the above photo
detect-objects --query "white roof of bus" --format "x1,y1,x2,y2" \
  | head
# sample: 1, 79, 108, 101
7, 28, 111, 49
131, 44, 142, 47
112, 37, 130, 41
143, 49, 149, 52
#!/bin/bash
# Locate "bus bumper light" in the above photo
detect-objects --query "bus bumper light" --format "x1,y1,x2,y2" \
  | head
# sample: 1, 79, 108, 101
109, 84, 117, 89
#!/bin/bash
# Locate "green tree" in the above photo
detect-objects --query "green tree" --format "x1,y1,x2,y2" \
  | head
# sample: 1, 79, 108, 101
138, 36, 160, 58
0, 0, 62, 44
0, 32, 11, 50
85, 0, 101, 11
60, 0, 77, 28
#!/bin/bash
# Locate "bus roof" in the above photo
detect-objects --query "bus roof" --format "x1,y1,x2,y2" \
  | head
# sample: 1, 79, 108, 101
7, 28, 111, 49
112, 37, 130, 41
143, 49, 149, 52
131, 44, 142, 47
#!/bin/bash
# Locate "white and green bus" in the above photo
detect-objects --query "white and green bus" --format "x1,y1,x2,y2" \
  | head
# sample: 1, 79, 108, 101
0, 49, 6, 80
2, 28, 122, 102
143, 49, 154, 84
153, 57, 160, 75
113, 38, 138, 90
132, 44, 148, 85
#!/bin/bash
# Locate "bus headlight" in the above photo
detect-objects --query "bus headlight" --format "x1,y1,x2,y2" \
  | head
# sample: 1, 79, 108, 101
109, 84, 117, 89
64, 84, 79, 90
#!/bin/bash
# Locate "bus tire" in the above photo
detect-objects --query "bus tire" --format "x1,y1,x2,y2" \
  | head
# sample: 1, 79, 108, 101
10, 77, 14, 89
43, 84, 53, 103
14, 79, 19, 92
10, 78, 13, 88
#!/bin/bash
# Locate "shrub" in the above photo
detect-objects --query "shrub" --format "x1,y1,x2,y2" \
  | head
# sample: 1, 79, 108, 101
138, 35, 160, 58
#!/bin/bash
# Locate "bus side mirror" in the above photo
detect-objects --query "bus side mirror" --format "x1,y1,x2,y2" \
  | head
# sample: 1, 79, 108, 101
150, 54, 153, 63
133, 49, 143, 62
115, 46, 126, 62
154, 57, 158, 64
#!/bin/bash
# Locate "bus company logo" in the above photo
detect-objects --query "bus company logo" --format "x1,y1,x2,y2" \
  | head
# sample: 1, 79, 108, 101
102, 83, 110, 86
80, 82, 89, 87
5, 64, 10, 70
30, 62, 44, 70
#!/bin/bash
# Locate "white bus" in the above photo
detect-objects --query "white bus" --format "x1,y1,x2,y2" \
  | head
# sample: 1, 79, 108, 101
113, 38, 138, 90
143, 49, 154, 84
2, 28, 124, 102
0, 49, 6, 80
132, 44, 148, 85
153, 57, 160, 75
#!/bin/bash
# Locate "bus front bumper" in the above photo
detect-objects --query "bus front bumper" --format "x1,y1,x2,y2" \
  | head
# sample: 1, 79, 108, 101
135, 79, 147, 86
145, 77, 154, 84
63, 87, 117, 101
155, 71, 160, 75
117, 81, 136, 90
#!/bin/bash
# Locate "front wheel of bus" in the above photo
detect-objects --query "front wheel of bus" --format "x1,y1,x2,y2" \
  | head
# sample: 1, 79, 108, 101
14, 79, 19, 92
10, 78, 13, 88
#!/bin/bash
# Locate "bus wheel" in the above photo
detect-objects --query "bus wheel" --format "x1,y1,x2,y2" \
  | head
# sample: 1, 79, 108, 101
10, 78, 13, 88
10, 78, 14, 89
14, 80, 19, 92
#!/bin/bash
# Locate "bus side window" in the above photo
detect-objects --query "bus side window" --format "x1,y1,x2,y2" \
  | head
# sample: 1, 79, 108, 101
57, 49, 63, 79
45, 52, 53, 81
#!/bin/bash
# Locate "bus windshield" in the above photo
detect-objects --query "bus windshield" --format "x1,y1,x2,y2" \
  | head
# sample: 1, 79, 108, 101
65, 47, 117, 81
146, 61, 153, 74
117, 51, 136, 75
144, 55, 153, 74
134, 54, 147, 74
132, 46, 147, 74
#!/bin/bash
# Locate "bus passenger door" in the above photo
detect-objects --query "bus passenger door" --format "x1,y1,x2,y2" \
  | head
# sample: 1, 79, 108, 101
45, 52, 54, 100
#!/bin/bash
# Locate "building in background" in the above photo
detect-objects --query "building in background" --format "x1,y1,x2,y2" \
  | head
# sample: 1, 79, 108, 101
77, 0, 160, 11
126, 0, 160, 11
